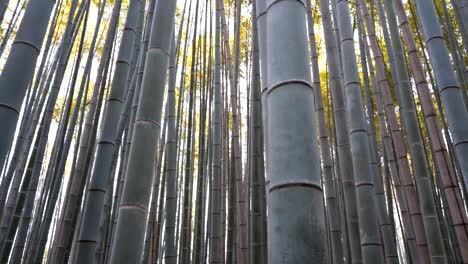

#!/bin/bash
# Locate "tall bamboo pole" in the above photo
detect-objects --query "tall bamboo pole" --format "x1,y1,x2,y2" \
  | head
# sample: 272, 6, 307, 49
109, 0, 177, 262
263, 0, 327, 262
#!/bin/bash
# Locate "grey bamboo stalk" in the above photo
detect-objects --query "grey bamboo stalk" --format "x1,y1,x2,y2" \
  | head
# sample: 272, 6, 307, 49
357, 0, 449, 261
0, 0, 63, 214
49, 72, 88, 262
68, 39, 115, 263
332, 0, 386, 261
0, 0, 9, 24
109, 0, 177, 262
0, 0, 24, 60
381, 0, 450, 262
444, 0, 468, 57
231, 0, 248, 259
13, 3, 98, 262
0, 62, 56, 250
441, 0, 468, 109
317, 0, 364, 261
175, 0, 193, 169
122, 34, 147, 192
373, 0, 400, 91
22, 12, 86, 264
21, 2, 87, 257
4, 62, 54, 187
34, 8, 91, 263
227, 136, 236, 264
173, 15, 191, 228
148, 170, 166, 263
217, 1, 249, 262
0, 0, 60, 213
415, 2, 466, 262
201, 54, 214, 258
52, 3, 122, 262
0, 118, 42, 262
305, 1, 344, 263
359, 0, 433, 261
249, 1, 267, 263
0, 0, 55, 177
144, 91, 167, 264
450, 0, 468, 51
220, 73, 227, 264
256, 0, 269, 197
164, 34, 179, 264
254, 2, 270, 257
193, 5, 210, 261
233, 16, 249, 264
49, 3, 110, 263
356, 6, 400, 264
409, 0, 468, 194
73, 0, 141, 262
210, 1, 222, 263
101, 5, 145, 259
180, 3, 199, 260
392, 0, 468, 260
107, 0, 155, 256
20, 12, 84, 257
0, 0, 79, 252
107, 8, 148, 263
263, 0, 326, 262
361, 22, 421, 263
113, 0, 156, 228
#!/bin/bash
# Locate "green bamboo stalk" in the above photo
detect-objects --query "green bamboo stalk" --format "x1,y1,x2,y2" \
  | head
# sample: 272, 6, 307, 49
0, 0, 80, 255
333, 0, 385, 261
180, 3, 199, 259
109, 0, 177, 262
360, 19, 422, 262
409, 0, 468, 199
249, 1, 267, 263
318, 0, 365, 262
393, 0, 468, 261
381, 0, 448, 262
0, 0, 55, 170
210, 1, 222, 262
164, 8, 186, 264
263, 0, 327, 262
356, 9, 400, 263
73, 0, 141, 262
306, 1, 344, 263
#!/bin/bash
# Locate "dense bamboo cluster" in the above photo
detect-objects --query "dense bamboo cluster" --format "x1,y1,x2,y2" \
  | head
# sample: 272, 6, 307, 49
0, 0, 467, 263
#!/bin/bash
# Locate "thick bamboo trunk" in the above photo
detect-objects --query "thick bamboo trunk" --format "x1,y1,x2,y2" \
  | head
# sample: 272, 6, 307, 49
73, 0, 141, 262
410, 0, 468, 199
333, 0, 385, 261
262, 0, 327, 262
356, 6, 399, 264
249, 1, 267, 263
392, 1, 468, 262
109, 0, 177, 262
0, 0, 55, 170
318, 0, 363, 262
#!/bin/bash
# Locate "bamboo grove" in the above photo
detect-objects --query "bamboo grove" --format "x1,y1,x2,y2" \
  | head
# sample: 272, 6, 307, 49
0, 0, 468, 262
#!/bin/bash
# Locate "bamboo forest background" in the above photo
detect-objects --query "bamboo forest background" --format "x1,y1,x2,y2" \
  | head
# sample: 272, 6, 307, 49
0, 0, 467, 263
